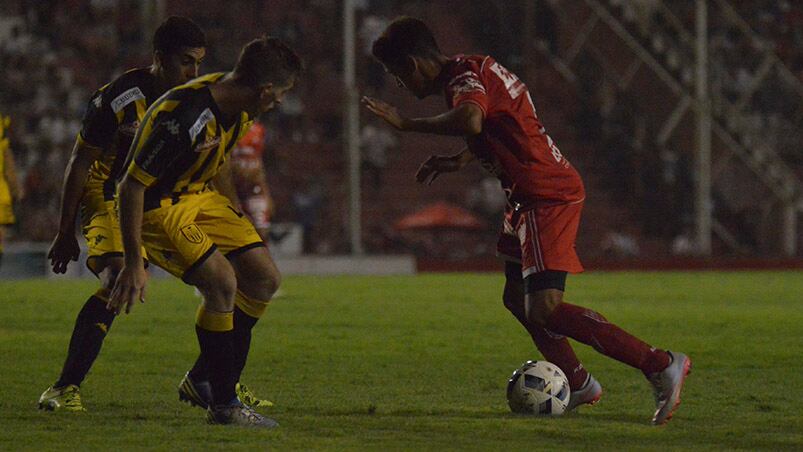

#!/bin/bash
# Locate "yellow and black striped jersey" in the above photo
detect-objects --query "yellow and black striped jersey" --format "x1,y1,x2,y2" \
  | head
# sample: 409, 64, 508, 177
80, 68, 162, 200
0, 114, 9, 167
0, 115, 10, 192
124, 72, 254, 210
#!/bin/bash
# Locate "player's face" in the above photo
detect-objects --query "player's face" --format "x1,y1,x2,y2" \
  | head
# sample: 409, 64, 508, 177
159, 47, 206, 86
257, 78, 296, 114
386, 60, 430, 99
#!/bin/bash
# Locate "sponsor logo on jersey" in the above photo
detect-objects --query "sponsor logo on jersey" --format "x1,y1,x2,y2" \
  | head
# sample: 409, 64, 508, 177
118, 120, 140, 136
111, 87, 145, 113
449, 71, 486, 96
189, 108, 214, 141
194, 136, 221, 153
163, 119, 180, 136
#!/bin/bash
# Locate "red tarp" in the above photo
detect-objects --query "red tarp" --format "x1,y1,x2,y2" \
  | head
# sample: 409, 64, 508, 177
395, 201, 485, 231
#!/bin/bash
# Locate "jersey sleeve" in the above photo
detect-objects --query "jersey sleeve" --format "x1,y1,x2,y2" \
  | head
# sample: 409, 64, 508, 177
79, 87, 119, 149
446, 69, 489, 117
127, 111, 191, 187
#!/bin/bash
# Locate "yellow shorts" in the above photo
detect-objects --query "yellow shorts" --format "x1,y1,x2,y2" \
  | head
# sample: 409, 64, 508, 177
0, 202, 14, 225
80, 183, 147, 275
141, 190, 264, 280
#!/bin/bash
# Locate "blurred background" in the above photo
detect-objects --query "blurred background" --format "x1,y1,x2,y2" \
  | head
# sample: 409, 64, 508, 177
0, 0, 801, 275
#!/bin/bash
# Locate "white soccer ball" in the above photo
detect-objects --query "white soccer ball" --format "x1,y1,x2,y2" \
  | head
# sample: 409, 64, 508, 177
507, 360, 571, 415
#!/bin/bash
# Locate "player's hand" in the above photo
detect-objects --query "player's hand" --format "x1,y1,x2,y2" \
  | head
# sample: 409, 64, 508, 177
109, 264, 148, 315
48, 232, 81, 274
415, 155, 462, 185
361, 96, 408, 130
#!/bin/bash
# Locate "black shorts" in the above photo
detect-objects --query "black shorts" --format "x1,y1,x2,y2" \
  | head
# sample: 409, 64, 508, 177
505, 261, 567, 293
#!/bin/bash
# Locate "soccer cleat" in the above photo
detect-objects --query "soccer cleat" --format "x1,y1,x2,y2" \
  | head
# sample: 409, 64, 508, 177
648, 351, 692, 425
178, 372, 213, 409
38, 385, 86, 412
235, 382, 274, 408
566, 374, 602, 411
206, 401, 279, 428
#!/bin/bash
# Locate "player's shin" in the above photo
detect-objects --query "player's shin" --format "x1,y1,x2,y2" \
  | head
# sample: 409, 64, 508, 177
55, 289, 116, 387
188, 290, 267, 384
195, 306, 237, 406
231, 290, 268, 381
545, 302, 671, 375
503, 292, 588, 390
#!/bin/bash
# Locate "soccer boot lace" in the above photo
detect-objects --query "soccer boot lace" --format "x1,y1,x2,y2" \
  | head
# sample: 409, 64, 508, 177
178, 372, 213, 409
647, 351, 692, 425
206, 401, 279, 428
38, 384, 86, 412
235, 382, 274, 408
566, 373, 602, 411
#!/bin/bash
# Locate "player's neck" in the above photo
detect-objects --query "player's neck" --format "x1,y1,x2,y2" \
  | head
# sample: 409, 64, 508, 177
209, 76, 253, 124
150, 65, 170, 95
429, 54, 452, 92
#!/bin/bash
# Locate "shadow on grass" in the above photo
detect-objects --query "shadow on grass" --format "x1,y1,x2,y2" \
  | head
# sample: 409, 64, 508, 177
283, 406, 648, 426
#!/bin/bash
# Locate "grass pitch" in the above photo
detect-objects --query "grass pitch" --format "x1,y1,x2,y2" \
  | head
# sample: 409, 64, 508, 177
0, 271, 801, 450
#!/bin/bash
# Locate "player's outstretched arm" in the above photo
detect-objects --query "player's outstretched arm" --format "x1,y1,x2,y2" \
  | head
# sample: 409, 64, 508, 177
416, 147, 475, 185
109, 174, 148, 315
48, 138, 102, 273
362, 96, 483, 136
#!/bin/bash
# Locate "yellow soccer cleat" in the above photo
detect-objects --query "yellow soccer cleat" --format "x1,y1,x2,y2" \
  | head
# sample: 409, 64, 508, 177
235, 383, 274, 408
38, 385, 86, 412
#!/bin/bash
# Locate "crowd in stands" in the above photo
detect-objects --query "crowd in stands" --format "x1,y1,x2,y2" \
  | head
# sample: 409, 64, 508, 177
0, 0, 799, 257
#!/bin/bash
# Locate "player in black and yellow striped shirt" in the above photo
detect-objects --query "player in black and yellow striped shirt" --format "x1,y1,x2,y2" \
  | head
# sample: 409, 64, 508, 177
39, 17, 206, 412
111, 37, 302, 428
0, 114, 22, 268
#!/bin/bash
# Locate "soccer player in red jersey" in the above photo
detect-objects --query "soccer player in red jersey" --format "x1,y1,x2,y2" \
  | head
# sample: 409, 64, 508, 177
362, 17, 691, 425
230, 122, 275, 241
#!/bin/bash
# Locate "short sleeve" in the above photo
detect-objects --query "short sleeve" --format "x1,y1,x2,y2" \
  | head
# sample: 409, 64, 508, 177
446, 70, 488, 117
79, 88, 119, 149
127, 115, 189, 187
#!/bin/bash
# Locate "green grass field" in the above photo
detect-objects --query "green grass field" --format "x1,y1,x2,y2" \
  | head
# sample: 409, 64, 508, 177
1, 271, 801, 450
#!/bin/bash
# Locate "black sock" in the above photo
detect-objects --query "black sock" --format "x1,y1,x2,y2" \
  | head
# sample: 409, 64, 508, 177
56, 295, 116, 387
232, 307, 259, 383
188, 306, 259, 384
187, 351, 207, 382
195, 325, 236, 406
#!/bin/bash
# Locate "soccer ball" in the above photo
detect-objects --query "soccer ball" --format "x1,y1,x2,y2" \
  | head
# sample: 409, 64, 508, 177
507, 360, 571, 415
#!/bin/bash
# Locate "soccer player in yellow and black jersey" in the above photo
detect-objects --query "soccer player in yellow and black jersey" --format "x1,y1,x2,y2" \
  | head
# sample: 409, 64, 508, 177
0, 114, 22, 267
39, 16, 207, 412
110, 37, 302, 428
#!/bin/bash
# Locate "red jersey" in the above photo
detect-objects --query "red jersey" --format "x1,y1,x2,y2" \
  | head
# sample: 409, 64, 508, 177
443, 55, 585, 208
230, 122, 267, 196
231, 122, 266, 171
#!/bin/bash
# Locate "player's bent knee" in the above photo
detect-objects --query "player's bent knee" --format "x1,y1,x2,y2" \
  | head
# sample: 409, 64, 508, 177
189, 253, 238, 311
502, 285, 524, 314
99, 259, 125, 291
525, 292, 563, 326
239, 265, 281, 301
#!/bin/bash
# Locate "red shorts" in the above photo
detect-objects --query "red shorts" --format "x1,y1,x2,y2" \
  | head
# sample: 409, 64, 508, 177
241, 195, 271, 230
497, 201, 584, 277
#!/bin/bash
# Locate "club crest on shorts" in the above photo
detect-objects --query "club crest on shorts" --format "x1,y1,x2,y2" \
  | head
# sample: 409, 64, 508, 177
180, 224, 206, 244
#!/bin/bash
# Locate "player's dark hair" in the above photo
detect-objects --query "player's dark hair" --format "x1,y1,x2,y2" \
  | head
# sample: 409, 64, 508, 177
233, 36, 303, 88
372, 16, 441, 71
153, 16, 206, 55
